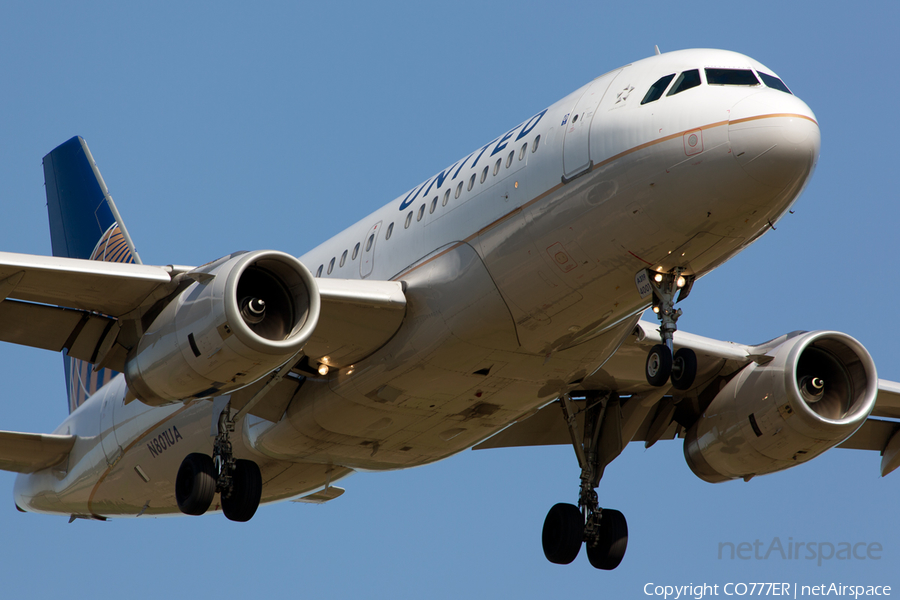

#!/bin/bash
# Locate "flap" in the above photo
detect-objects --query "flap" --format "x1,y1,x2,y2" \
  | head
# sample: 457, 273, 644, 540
304, 278, 407, 367
0, 299, 115, 361
873, 379, 900, 419
837, 418, 899, 451
291, 486, 345, 504
0, 251, 173, 316
0, 430, 76, 473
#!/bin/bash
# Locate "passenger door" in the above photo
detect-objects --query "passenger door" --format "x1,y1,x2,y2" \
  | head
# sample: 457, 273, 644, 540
563, 69, 621, 181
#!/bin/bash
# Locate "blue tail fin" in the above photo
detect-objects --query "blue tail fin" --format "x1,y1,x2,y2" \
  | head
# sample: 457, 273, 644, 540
43, 136, 142, 413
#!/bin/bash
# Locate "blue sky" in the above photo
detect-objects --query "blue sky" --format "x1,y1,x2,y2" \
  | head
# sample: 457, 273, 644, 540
0, 2, 898, 598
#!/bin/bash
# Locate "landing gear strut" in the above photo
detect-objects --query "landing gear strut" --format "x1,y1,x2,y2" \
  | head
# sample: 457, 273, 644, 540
644, 268, 697, 390
175, 404, 262, 522
542, 393, 628, 570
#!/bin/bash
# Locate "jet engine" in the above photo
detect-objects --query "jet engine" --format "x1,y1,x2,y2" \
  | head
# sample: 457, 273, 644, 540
684, 331, 877, 483
125, 250, 320, 406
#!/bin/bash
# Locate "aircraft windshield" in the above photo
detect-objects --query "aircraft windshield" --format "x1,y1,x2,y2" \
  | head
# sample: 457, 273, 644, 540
757, 72, 792, 94
705, 68, 759, 86
667, 69, 701, 96
641, 73, 675, 105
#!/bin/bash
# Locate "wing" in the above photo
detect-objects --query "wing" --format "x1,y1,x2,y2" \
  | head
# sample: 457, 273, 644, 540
0, 251, 406, 416
0, 251, 178, 369
476, 320, 900, 474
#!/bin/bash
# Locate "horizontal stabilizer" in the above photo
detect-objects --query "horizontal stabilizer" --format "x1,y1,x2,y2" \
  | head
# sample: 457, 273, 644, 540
0, 430, 76, 473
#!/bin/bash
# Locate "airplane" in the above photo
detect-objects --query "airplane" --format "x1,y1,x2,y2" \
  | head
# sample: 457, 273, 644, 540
3, 47, 898, 571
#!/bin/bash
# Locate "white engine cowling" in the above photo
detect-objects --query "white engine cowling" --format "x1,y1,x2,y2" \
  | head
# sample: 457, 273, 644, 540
125, 250, 320, 406
684, 331, 877, 483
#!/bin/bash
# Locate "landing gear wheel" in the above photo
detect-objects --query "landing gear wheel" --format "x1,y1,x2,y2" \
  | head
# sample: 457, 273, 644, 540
586, 509, 628, 570
645, 344, 673, 387
222, 459, 262, 522
542, 503, 583, 564
671, 348, 697, 390
176, 453, 216, 516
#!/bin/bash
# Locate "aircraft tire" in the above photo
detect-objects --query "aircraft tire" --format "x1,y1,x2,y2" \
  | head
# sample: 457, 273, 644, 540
222, 459, 262, 522
645, 344, 673, 387
586, 508, 627, 570
671, 348, 697, 390
176, 453, 216, 516
542, 503, 583, 564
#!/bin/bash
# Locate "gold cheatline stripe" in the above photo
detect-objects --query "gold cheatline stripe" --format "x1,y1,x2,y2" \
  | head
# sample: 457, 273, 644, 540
393, 113, 812, 280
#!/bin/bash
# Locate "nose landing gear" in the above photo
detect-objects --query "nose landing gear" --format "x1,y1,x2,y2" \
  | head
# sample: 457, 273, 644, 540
643, 268, 697, 390
175, 403, 262, 522
541, 393, 628, 570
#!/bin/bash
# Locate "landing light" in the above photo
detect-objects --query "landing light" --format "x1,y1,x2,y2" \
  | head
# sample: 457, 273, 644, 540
652, 306, 660, 314
318, 363, 330, 376
654, 273, 663, 283
676, 276, 686, 288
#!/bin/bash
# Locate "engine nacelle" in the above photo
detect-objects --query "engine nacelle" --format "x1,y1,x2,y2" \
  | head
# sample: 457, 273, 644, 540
684, 331, 877, 483
125, 250, 320, 406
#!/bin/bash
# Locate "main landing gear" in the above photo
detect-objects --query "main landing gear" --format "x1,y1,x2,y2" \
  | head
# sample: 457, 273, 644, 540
542, 393, 628, 570
175, 405, 262, 522
643, 268, 697, 390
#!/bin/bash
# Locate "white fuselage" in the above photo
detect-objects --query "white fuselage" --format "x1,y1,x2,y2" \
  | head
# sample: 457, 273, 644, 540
15, 48, 820, 519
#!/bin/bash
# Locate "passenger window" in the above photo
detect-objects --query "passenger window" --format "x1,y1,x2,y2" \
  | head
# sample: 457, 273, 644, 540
519, 142, 527, 160
667, 69, 701, 96
481, 166, 488, 183
365, 234, 374, 252
758, 72, 792, 94
339, 250, 347, 267
455, 181, 463, 198
443, 189, 451, 206
493, 158, 501, 176
386, 222, 394, 240
417, 204, 425, 221
532, 135, 541, 153
352, 243, 360, 260
316, 265, 323, 277
468, 174, 475, 191
506, 150, 514, 168
327, 257, 335, 275
430, 197, 437, 214
705, 68, 759, 86
405, 211, 412, 228
641, 73, 676, 104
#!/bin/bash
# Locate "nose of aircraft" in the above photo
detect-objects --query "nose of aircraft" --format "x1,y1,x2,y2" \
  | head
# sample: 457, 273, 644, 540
729, 92, 821, 190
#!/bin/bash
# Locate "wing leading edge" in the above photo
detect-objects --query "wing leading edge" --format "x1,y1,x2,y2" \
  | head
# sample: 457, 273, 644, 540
0, 250, 406, 400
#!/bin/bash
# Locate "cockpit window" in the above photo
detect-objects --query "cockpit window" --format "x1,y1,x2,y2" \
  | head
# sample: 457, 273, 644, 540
667, 69, 701, 97
757, 72, 792, 95
641, 73, 675, 105
705, 68, 759, 86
